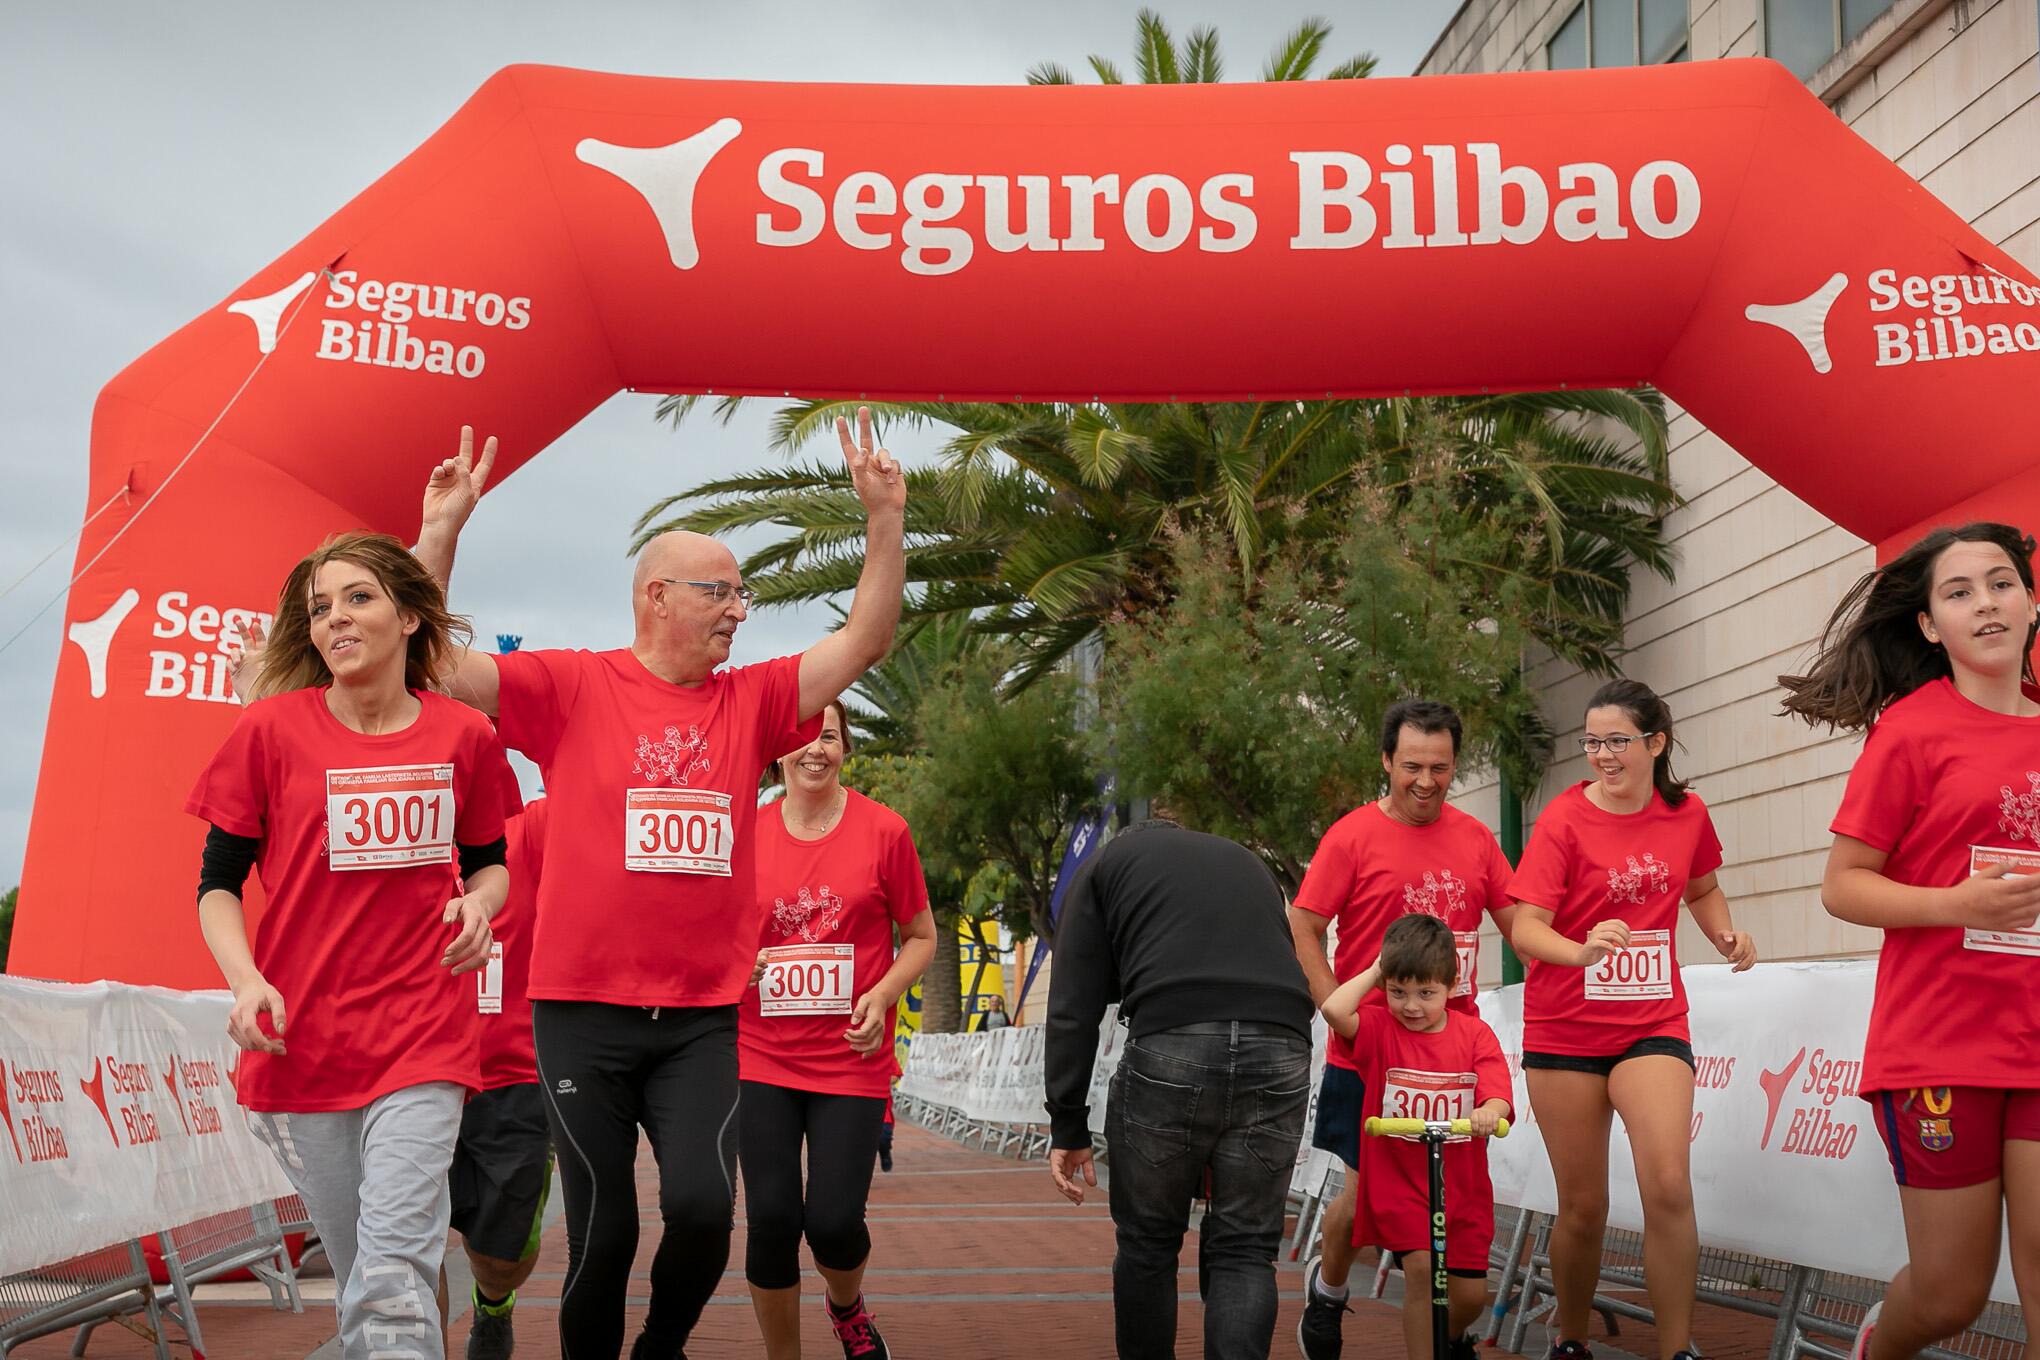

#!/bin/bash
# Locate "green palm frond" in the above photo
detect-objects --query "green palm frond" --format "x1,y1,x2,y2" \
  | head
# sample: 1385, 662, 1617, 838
1262, 18, 1331, 80
1026, 61, 1075, 85
1134, 9, 1182, 83
1088, 55, 1125, 84
1183, 27, 1223, 82
655, 393, 748, 428
1323, 53, 1379, 79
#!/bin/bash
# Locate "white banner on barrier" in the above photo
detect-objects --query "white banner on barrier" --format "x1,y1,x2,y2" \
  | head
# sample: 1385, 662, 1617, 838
899, 960, 2018, 1301
0, 976, 296, 1277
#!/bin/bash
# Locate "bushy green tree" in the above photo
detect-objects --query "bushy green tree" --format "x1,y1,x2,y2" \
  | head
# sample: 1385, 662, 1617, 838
1101, 481, 1551, 894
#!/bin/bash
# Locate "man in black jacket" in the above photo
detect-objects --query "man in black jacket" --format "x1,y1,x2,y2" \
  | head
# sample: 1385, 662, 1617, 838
1044, 809, 1315, 1360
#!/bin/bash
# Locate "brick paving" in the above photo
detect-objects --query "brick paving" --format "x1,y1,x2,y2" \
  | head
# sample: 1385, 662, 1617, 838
16, 1119, 1784, 1358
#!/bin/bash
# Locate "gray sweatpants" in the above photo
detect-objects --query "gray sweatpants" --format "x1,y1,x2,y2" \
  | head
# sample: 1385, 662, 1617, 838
249, 1082, 464, 1360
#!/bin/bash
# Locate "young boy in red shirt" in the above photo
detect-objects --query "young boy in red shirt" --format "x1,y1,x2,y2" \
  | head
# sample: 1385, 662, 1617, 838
1322, 914, 1512, 1360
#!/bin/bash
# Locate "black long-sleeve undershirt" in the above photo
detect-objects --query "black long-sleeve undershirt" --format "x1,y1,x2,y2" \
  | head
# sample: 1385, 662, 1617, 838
194, 825, 507, 902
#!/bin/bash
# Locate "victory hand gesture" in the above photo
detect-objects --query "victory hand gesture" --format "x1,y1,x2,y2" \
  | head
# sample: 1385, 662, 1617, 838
422, 426, 498, 536
838, 406, 905, 518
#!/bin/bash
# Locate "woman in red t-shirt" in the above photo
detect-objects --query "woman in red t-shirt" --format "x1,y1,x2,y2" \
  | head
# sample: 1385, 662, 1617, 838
738, 700, 936, 1359
189, 532, 509, 1358
1508, 678, 1756, 1360
1780, 523, 2040, 1360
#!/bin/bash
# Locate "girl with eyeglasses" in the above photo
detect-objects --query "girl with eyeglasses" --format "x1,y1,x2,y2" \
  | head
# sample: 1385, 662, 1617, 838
1506, 678, 1756, 1360
1780, 523, 2040, 1360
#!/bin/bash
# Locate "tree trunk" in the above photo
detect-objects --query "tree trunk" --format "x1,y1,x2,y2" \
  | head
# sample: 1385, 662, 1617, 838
922, 919, 963, 1033
926, 925, 962, 1031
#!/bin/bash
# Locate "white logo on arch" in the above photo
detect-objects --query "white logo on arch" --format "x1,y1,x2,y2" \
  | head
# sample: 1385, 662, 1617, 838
1745, 272, 1848, 374
578, 118, 744, 271
227, 271, 319, 354
67, 589, 140, 699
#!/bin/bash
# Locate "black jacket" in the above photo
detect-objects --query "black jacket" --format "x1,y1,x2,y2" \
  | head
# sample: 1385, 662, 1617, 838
1043, 820, 1312, 1149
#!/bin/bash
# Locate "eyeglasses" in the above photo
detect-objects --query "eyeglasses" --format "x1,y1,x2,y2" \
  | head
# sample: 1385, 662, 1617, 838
1578, 733, 1654, 755
657, 578, 759, 609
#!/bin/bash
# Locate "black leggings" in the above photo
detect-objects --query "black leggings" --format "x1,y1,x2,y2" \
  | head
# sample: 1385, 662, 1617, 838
532, 1001, 739, 1359
737, 1079, 888, 1289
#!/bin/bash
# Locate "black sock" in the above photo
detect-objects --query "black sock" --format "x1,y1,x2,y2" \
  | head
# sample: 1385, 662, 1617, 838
475, 1286, 511, 1311
827, 1294, 863, 1318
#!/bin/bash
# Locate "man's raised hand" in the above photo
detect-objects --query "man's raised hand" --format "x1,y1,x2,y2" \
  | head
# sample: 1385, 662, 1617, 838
422, 426, 498, 536
837, 406, 905, 518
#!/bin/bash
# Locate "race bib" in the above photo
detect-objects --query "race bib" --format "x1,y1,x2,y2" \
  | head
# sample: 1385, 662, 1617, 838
1584, 928, 1673, 1000
1381, 1067, 1476, 1141
477, 942, 504, 1015
1453, 931, 1479, 999
759, 944, 855, 1015
325, 764, 455, 871
1964, 846, 2040, 956
625, 788, 734, 875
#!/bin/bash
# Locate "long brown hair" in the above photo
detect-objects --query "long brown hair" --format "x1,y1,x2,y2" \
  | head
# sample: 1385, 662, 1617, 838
1778, 522, 2038, 733
249, 532, 470, 699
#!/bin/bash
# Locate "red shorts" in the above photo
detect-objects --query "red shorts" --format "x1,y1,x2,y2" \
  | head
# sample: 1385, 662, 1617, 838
1355, 1186, 1495, 1273
1870, 1086, 2040, 1190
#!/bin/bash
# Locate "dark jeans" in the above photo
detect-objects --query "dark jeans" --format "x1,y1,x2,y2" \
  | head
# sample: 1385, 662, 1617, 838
1105, 1020, 1312, 1360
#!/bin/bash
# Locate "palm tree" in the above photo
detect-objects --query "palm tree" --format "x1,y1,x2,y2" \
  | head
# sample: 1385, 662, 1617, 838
1025, 9, 1377, 86
640, 390, 1675, 685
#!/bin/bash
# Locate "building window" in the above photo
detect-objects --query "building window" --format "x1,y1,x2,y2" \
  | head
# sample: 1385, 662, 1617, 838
1547, 0, 1689, 69
1764, 0, 1899, 79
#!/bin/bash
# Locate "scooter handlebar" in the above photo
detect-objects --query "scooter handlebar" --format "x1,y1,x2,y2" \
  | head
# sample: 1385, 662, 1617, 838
1364, 1116, 1510, 1139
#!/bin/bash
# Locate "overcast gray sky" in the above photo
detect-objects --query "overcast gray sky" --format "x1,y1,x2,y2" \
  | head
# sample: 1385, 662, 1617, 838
0, 0, 1461, 890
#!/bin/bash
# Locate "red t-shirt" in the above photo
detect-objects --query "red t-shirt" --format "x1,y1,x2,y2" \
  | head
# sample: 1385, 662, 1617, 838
1349, 1005, 1512, 1263
1506, 782, 1723, 1055
739, 790, 930, 1098
186, 688, 510, 1112
479, 796, 545, 1090
1830, 677, 2040, 1093
1293, 803, 1513, 1070
494, 648, 817, 1008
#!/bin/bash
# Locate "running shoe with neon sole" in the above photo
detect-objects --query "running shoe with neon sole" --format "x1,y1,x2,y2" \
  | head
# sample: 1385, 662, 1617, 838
1296, 1254, 1350, 1360
828, 1294, 892, 1359
465, 1295, 514, 1360
1850, 1301, 1882, 1360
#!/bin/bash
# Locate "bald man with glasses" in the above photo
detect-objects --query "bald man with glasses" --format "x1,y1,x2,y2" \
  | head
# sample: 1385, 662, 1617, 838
414, 410, 905, 1360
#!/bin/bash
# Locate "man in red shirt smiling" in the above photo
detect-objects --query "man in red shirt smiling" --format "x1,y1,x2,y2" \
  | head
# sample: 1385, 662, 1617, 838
1288, 699, 1517, 1360
415, 413, 905, 1360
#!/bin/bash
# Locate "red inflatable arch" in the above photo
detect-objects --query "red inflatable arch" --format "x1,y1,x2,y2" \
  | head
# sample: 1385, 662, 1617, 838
13, 59, 2040, 985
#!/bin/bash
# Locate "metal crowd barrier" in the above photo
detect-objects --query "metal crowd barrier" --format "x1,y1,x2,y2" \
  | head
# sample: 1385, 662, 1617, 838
0, 1240, 169, 1357
1, 1195, 315, 1356
1498, 1213, 2028, 1360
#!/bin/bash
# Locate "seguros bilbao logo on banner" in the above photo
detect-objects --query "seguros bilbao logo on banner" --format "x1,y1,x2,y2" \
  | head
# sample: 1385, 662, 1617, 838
575, 117, 1704, 279
227, 269, 533, 379
2, 1058, 72, 1164
163, 1053, 228, 1139
65, 588, 271, 704
1757, 1044, 1862, 1161
1746, 266, 2040, 376
79, 1054, 165, 1150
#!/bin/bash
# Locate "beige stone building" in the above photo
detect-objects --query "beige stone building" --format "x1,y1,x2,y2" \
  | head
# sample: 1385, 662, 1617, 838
1437, 0, 2040, 978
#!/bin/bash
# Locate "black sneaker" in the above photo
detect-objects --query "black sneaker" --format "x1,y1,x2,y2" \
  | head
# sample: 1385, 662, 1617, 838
827, 1294, 892, 1359
1549, 1342, 1593, 1360
628, 1335, 685, 1360
878, 1145, 893, 1172
466, 1296, 513, 1360
1451, 1335, 1481, 1360
1296, 1254, 1350, 1360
